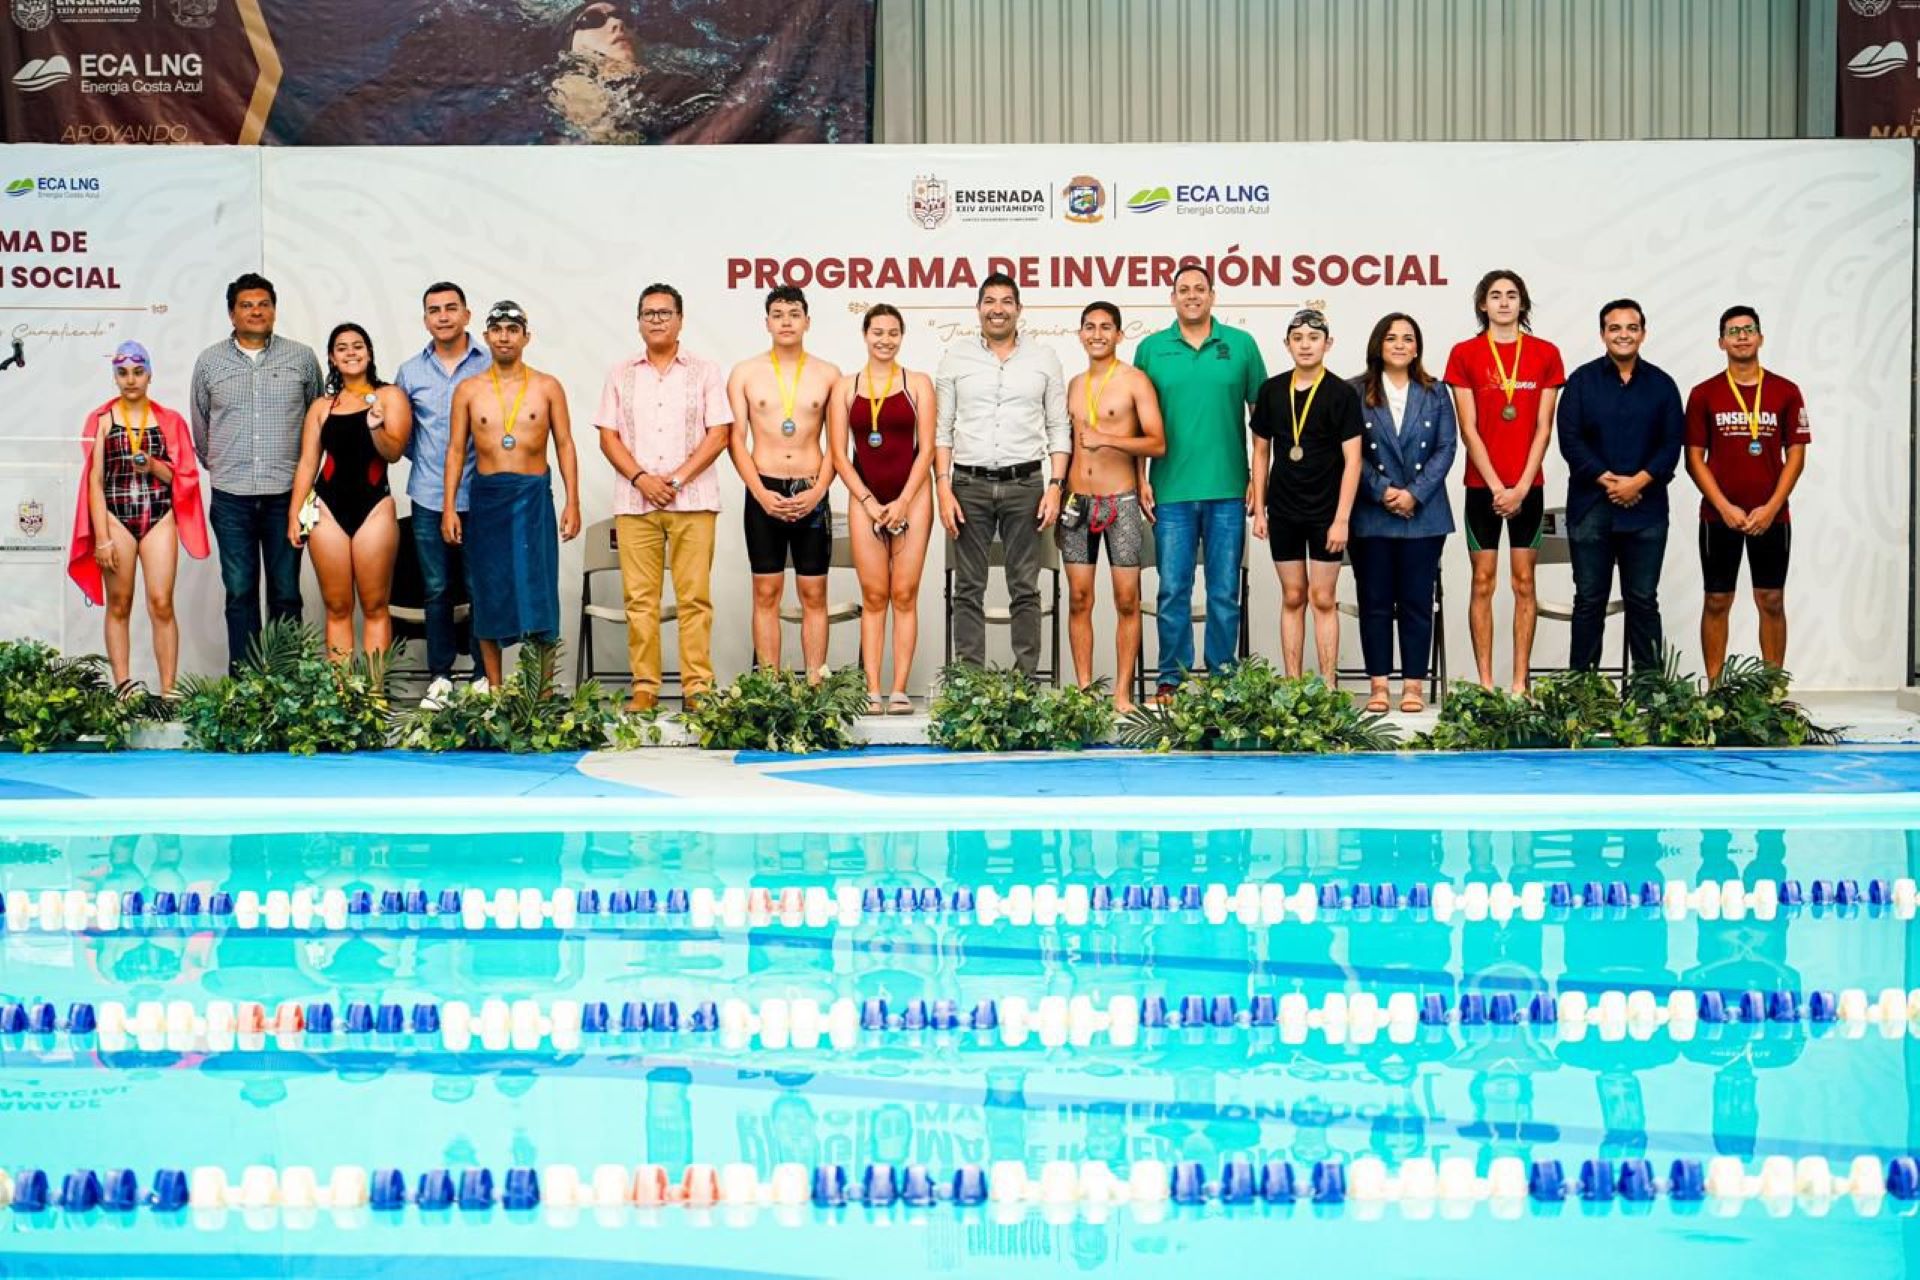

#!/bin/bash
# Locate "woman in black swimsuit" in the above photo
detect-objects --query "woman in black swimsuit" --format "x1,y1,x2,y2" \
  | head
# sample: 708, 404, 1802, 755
290, 323, 414, 661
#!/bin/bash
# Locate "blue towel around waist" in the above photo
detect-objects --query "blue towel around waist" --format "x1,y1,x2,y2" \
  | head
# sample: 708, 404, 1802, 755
467, 469, 559, 645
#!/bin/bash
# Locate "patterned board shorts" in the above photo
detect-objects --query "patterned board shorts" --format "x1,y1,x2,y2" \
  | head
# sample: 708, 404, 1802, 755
1056, 491, 1145, 567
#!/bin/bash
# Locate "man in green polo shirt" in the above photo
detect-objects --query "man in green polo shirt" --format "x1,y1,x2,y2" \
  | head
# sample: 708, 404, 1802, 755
1134, 263, 1267, 697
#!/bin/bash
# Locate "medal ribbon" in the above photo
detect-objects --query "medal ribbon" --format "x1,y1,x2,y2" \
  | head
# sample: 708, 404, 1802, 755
119, 400, 151, 460
1487, 331, 1524, 415
1725, 367, 1766, 447
772, 350, 806, 424
1288, 369, 1325, 456
865, 363, 897, 439
491, 365, 532, 441
1085, 361, 1120, 439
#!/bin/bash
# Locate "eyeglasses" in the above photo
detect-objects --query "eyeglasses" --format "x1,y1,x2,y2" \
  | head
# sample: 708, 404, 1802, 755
1722, 324, 1759, 339
640, 309, 679, 322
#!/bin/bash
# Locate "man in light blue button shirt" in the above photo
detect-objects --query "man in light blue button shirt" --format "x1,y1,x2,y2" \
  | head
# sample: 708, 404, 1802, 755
395, 282, 491, 689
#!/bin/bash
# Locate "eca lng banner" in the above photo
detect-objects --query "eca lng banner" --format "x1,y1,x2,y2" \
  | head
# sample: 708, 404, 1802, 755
0, 142, 1910, 689
0, 0, 874, 145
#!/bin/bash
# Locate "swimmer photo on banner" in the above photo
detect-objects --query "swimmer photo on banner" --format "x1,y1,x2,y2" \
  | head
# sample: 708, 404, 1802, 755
0, 0, 876, 146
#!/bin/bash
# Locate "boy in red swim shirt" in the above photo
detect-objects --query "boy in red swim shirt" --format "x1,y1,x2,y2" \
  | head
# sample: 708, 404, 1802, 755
1443, 269, 1566, 692
1684, 305, 1809, 679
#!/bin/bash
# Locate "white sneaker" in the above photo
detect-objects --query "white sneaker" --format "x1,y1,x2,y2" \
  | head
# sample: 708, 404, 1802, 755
469, 677, 491, 696
420, 677, 453, 712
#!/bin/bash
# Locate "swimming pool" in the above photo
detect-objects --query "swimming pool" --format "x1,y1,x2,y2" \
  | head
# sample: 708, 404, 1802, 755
2, 753, 1919, 1278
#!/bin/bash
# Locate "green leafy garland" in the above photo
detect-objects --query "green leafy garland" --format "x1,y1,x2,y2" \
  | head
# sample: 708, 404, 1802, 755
929, 664, 1116, 751
680, 665, 872, 753
0, 639, 149, 752
1118, 657, 1399, 752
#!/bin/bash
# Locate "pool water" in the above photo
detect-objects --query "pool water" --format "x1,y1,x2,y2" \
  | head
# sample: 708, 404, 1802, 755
1, 822, 1917, 1278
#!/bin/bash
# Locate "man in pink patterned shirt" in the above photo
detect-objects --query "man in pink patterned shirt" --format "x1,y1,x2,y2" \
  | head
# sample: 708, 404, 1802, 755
595, 284, 734, 711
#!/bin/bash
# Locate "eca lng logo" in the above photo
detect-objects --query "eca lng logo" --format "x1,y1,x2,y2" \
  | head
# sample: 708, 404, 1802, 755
4, 175, 103, 200
1847, 40, 1907, 76
910, 174, 951, 230
10, 0, 52, 30
1061, 175, 1106, 224
77, 51, 204, 95
10, 55, 70, 92
1126, 186, 1172, 213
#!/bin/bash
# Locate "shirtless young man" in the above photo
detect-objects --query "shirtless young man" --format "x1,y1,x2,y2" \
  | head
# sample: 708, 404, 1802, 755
727, 286, 842, 678
1058, 302, 1166, 712
442, 301, 581, 687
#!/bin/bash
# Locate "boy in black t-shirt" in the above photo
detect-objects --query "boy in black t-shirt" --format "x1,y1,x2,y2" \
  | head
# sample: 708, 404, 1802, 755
1250, 309, 1364, 680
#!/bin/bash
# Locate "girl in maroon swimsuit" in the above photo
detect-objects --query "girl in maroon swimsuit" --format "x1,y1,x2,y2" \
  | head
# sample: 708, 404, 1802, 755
828, 304, 936, 715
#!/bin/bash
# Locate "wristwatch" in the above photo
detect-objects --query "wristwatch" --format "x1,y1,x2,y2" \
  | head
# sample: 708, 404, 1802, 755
1047, 477, 1064, 489
668, 476, 684, 493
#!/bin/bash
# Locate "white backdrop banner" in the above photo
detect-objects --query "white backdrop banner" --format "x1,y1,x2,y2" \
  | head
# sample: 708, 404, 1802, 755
0, 145, 261, 670
3, 143, 1911, 689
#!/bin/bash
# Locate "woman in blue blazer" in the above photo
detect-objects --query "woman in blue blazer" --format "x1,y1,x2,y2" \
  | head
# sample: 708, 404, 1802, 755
1348, 313, 1456, 713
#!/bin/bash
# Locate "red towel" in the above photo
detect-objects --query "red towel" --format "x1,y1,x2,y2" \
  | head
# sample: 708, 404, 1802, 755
67, 396, 210, 606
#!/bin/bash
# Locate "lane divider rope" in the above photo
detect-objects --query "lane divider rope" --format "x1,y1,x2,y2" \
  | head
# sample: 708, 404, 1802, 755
6, 1153, 1919, 1221
3, 876, 1909, 934
11, 986, 1920, 1053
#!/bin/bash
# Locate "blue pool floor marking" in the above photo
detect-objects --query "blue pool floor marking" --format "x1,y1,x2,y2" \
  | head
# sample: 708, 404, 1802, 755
762, 748, 1920, 799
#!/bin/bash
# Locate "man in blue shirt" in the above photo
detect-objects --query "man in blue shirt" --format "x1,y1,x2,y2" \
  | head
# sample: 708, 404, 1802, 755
1556, 299, 1684, 673
395, 282, 492, 696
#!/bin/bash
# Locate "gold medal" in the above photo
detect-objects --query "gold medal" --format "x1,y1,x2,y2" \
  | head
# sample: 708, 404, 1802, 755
865, 362, 896, 451
1488, 331, 1524, 423
1726, 367, 1766, 459
1287, 369, 1324, 464
772, 349, 806, 437
491, 365, 531, 452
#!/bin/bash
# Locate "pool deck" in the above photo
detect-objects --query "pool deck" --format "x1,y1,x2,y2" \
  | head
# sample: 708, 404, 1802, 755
4, 709, 1920, 831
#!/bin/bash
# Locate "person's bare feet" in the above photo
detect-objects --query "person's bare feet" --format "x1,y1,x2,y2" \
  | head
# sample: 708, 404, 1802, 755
1114, 695, 1136, 715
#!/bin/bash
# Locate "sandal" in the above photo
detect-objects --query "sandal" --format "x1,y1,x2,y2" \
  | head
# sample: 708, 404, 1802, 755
1399, 690, 1426, 714
888, 692, 915, 716
1364, 690, 1391, 714
866, 693, 885, 717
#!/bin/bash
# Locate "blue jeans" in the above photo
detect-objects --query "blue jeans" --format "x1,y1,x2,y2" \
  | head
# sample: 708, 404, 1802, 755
1568, 503, 1667, 672
208, 488, 304, 673
1152, 498, 1245, 682
1348, 535, 1445, 681
410, 504, 480, 678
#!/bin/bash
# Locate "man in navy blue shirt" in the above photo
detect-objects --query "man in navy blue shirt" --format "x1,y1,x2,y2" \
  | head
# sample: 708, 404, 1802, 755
1555, 299, 1683, 673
